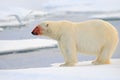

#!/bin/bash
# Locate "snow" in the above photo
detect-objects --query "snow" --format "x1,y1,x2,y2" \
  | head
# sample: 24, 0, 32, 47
42, 0, 120, 12
0, 39, 57, 54
0, 59, 120, 80
0, 28, 3, 31
0, 8, 47, 30
0, 8, 47, 19
40, 0, 120, 21
90, 12, 120, 20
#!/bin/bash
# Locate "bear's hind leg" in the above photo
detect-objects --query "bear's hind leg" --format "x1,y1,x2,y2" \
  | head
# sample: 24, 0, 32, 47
92, 45, 115, 65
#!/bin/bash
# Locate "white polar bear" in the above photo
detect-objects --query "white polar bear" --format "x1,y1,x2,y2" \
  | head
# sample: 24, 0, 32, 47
32, 19, 119, 66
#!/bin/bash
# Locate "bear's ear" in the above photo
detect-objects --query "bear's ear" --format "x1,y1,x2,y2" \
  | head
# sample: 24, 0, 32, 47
46, 24, 49, 27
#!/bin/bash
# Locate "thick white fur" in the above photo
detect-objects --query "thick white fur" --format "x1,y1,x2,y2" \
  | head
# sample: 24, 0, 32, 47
38, 20, 119, 66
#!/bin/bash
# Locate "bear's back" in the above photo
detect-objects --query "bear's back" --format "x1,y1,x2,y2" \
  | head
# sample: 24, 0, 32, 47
75, 19, 118, 39
74, 20, 119, 55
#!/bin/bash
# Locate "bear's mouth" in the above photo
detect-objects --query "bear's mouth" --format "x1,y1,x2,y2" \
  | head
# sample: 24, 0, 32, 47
31, 26, 43, 35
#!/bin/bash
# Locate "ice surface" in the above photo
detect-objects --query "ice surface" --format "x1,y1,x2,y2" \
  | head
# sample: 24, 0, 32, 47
0, 39, 57, 54
0, 59, 120, 80
42, 0, 120, 12
90, 12, 120, 20
0, 0, 120, 29
0, 8, 47, 30
0, 28, 3, 31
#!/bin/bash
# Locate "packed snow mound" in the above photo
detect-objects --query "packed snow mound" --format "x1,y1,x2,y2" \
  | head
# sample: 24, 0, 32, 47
0, 59, 120, 80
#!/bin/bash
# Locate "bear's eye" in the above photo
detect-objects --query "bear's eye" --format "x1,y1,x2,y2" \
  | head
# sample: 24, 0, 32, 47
46, 24, 49, 27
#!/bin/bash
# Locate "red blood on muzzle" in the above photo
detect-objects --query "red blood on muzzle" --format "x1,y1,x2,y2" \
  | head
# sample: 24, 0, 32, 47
31, 26, 43, 35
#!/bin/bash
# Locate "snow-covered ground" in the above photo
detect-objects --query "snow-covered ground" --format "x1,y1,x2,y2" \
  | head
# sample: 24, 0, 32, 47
0, 39, 57, 54
0, 59, 120, 80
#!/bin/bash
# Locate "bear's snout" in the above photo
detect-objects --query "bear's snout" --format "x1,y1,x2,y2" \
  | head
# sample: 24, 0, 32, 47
31, 26, 43, 35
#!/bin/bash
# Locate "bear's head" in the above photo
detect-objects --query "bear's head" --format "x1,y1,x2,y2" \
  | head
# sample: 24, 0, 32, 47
31, 21, 61, 39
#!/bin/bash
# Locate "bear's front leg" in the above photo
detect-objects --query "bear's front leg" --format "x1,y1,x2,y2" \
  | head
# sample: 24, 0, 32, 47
58, 38, 78, 67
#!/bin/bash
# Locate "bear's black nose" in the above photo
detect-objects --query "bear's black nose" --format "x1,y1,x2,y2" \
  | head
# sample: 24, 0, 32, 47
31, 31, 36, 35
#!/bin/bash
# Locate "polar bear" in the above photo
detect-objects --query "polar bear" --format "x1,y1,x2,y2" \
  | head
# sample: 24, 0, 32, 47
31, 20, 119, 66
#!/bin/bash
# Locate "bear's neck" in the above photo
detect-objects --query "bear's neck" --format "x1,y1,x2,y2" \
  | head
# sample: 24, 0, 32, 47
48, 31, 63, 41
47, 27, 63, 41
